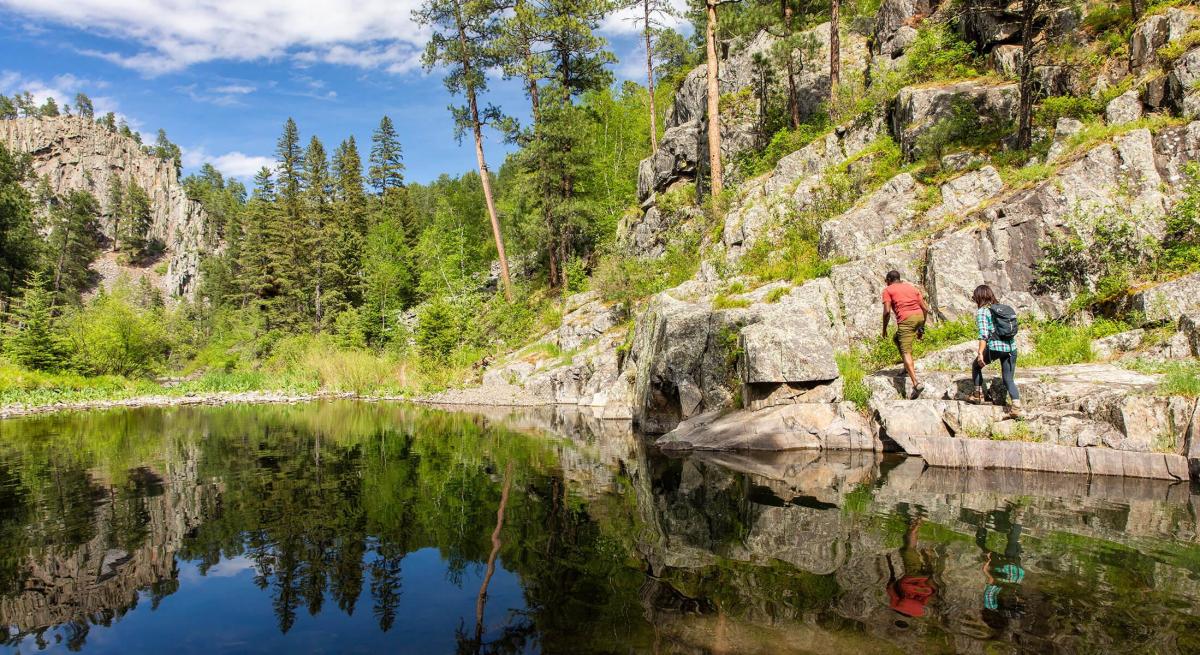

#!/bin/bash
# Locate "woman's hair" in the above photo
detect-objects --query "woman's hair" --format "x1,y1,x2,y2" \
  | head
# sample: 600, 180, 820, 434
973, 284, 998, 307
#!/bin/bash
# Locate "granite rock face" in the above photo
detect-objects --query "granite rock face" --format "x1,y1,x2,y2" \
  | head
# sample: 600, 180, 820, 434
1130, 7, 1198, 74
657, 402, 880, 451
1132, 271, 1200, 324
0, 117, 214, 298
891, 82, 1019, 159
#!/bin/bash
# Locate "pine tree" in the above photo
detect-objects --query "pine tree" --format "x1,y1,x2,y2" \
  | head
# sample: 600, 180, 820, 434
39, 97, 60, 118
368, 117, 405, 194
270, 118, 312, 328
0, 95, 16, 120
74, 93, 94, 120
3, 271, 68, 371
238, 168, 277, 311
47, 190, 101, 300
304, 135, 338, 329
106, 177, 125, 250
120, 182, 153, 261
333, 137, 368, 308
415, 0, 515, 300
154, 129, 183, 176
0, 143, 39, 307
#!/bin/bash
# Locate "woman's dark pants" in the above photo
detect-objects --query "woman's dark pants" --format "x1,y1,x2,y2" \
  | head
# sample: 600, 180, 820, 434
972, 349, 1020, 402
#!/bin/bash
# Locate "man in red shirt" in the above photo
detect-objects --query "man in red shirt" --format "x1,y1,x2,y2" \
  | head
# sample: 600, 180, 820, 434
881, 270, 932, 398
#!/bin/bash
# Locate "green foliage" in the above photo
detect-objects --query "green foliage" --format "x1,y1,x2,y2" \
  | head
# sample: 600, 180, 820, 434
1158, 362, 1200, 397
1036, 95, 1103, 127
45, 190, 102, 300
1024, 319, 1129, 366
1159, 27, 1200, 63
836, 352, 871, 411
593, 230, 701, 305
905, 24, 982, 83
741, 137, 902, 284
3, 272, 69, 371
0, 142, 39, 303
416, 297, 462, 361
1033, 207, 1156, 308
655, 181, 696, 216
737, 114, 832, 179
65, 282, 170, 377
1160, 162, 1200, 275
765, 286, 789, 303
712, 293, 751, 310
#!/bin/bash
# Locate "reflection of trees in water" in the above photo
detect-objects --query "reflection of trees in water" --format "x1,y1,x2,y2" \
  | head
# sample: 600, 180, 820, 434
8, 403, 1200, 653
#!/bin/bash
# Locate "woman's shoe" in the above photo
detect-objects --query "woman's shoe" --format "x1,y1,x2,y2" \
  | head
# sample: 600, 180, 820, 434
965, 388, 986, 405
1006, 400, 1022, 417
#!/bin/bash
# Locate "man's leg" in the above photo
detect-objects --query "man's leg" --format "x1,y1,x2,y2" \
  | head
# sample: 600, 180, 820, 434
903, 351, 918, 388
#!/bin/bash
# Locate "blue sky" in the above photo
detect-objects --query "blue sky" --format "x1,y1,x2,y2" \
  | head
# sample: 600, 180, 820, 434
0, 0, 688, 185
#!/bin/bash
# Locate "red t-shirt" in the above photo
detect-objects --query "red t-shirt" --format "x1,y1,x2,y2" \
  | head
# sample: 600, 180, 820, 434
882, 282, 924, 322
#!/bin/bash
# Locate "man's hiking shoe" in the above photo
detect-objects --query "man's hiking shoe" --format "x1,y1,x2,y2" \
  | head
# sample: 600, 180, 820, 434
910, 383, 925, 400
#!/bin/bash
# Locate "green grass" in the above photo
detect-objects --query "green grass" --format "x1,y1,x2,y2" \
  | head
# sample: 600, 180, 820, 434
712, 293, 751, 310
765, 287, 789, 303
836, 352, 871, 411
1023, 318, 1132, 366
1159, 361, 1200, 397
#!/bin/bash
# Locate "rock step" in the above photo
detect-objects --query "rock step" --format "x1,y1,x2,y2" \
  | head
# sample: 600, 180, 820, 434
893, 434, 1189, 481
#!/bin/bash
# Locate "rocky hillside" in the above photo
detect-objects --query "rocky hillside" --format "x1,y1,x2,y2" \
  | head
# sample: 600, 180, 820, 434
434, 1, 1200, 481
0, 116, 214, 298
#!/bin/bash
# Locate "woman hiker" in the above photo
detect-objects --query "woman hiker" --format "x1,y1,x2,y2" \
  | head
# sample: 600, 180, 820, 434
881, 270, 932, 399
967, 284, 1021, 413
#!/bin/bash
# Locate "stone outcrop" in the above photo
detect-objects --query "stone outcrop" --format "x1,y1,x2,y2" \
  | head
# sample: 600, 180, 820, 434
657, 402, 880, 451
1131, 270, 1200, 323
873, 0, 941, 59
0, 116, 214, 297
891, 81, 1018, 158
1130, 8, 1198, 74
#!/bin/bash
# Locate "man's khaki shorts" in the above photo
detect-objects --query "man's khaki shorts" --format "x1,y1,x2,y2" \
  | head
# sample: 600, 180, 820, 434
893, 312, 926, 356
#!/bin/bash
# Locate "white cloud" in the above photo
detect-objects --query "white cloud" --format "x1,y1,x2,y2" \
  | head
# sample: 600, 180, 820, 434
598, 0, 691, 37
210, 83, 255, 95
2, 0, 431, 76
182, 146, 274, 179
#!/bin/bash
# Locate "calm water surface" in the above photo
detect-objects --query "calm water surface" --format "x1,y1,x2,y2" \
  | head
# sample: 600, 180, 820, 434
1, 401, 1199, 654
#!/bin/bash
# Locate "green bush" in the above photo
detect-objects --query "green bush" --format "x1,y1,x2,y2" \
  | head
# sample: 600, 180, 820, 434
655, 181, 696, 216
906, 24, 982, 83
739, 114, 832, 179
836, 352, 871, 411
66, 285, 170, 377
3, 272, 69, 371
1036, 95, 1103, 127
416, 297, 462, 361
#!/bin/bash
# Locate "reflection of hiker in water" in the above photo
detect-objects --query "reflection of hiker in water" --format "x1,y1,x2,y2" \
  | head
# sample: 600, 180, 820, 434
886, 516, 937, 618
976, 518, 1026, 631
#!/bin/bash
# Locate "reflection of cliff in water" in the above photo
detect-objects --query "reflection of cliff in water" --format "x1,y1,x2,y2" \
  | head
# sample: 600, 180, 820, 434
625, 446, 1200, 654
0, 447, 213, 649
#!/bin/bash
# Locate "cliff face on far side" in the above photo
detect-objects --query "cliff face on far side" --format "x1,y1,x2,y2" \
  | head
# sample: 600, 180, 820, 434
0, 116, 214, 298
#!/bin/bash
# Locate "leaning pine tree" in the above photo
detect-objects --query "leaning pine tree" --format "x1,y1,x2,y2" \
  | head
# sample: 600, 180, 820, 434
415, 0, 514, 301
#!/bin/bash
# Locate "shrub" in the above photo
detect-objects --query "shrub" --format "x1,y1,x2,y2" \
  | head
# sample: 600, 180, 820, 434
1036, 95, 1103, 127
333, 307, 368, 349
416, 297, 462, 361
1161, 162, 1200, 274
906, 24, 981, 83
836, 352, 871, 411
66, 285, 170, 377
739, 114, 832, 179
3, 272, 69, 371
1033, 206, 1155, 304
655, 181, 696, 216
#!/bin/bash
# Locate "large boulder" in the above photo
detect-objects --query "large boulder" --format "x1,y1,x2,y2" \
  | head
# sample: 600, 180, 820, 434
637, 122, 702, 201
628, 278, 848, 433
1106, 89, 1144, 126
926, 165, 1004, 221
891, 82, 1019, 159
656, 402, 879, 451
829, 244, 924, 339
874, 0, 941, 58
1131, 271, 1200, 323
925, 226, 1045, 321
1130, 7, 1199, 74
1167, 47, 1200, 119
818, 173, 921, 259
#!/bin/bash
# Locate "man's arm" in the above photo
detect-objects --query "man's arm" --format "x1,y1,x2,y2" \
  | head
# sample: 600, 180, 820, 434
881, 300, 892, 338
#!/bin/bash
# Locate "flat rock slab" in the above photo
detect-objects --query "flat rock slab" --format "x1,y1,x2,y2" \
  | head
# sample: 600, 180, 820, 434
656, 402, 880, 452
901, 435, 1188, 481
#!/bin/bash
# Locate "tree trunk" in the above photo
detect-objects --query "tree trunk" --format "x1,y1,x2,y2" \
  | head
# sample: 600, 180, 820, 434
1130, 0, 1143, 20
705, 0, 724, 197
644, 0, 659, 152
783, 0, 801, 129
472, 463, 512, 650
1017, 0, 1038, 150
456, 9, 514, 301
829, 0, 840, 108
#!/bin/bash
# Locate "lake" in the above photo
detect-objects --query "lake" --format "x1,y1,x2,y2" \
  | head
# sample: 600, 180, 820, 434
0, 400, 1198, 654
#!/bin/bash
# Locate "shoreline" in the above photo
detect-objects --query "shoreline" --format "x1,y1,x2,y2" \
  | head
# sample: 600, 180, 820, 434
0, 390, 361, 420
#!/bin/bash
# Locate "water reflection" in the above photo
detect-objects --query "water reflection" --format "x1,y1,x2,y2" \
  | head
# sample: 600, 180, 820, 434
0, 401, 1198, 653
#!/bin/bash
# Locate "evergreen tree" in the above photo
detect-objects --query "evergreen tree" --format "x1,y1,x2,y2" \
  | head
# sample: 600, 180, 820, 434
0, 95, 16, 120
368, 117, 405, 194
333, 137, 369, 307
47, 190, 101, 299
106, 176, 126, 250
269, 118, 312, 328
14, 92, 36, 118
416, 0, 515, 300
74, 93, 94, 120
154, 129, 183, 176
0, 143, 39, 308
238, 168, 277, 311
120, 182, 154, 261
3, 271, 68, 371
99, 112, 117, 132
39, 97, 60, 117
304, 135, 337, 328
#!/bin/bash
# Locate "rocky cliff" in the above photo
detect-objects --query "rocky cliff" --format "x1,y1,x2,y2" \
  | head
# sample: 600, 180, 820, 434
0, 116, 214, 298
435, 3, 1200, 482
